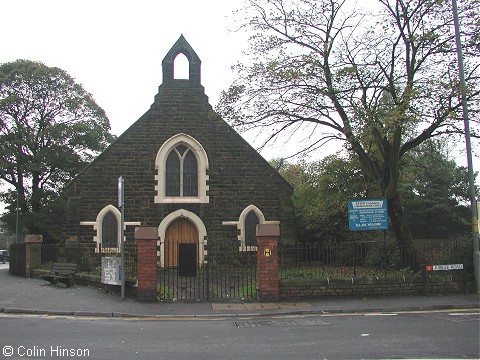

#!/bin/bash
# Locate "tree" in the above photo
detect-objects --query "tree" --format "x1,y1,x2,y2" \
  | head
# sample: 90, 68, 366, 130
0, 60, 115, 237
277, 143, 474, 245
276, 154, 375, 244
401, 140, 475, 239
218, 0, 480, 267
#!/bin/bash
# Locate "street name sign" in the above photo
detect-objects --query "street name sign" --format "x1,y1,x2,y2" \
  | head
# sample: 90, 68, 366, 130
425, 264, 463, 271
348, 199, 388, 231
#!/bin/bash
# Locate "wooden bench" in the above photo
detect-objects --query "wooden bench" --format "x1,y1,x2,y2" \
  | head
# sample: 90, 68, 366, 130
41, 263, 77, 287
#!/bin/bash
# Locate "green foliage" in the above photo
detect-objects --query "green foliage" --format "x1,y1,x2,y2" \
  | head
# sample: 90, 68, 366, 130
0, 60, 115, 237
275, 140, 473, 245
157, 285, 175, 300
275, 154, 378, 244
235, 282, 257, 300
209, 283, 258, 300
414, 236, 473, 270
280, 265, 415, 280
221, 0, 480, 267
400, 141, 475, 239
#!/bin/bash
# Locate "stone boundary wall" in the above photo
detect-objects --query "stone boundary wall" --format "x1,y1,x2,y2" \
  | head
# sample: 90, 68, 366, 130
28, 269, 472, 300
279, 274, 472, 299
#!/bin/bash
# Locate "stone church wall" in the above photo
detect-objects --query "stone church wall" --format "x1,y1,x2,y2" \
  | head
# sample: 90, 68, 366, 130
64, 79, 296, 247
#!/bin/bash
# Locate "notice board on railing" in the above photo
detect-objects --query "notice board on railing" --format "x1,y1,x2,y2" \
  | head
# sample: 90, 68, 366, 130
348, 199, 388, 231
101, 257, 121, 285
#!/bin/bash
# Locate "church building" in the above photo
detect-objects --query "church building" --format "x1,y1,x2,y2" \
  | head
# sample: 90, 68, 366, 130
63, 35, 295, 267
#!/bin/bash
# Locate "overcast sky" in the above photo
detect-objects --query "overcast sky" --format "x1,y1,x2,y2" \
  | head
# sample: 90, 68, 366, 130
1, 0, 250, 133
1, 0, 478, 207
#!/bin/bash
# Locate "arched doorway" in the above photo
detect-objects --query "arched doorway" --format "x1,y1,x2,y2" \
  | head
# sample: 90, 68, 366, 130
158, 209, 207, 269
164, 218, 199, 268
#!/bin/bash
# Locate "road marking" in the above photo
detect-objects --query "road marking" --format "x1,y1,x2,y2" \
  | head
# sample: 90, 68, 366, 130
448, 313, 480, 316
0, 313, 228, 322
235, 318, 330, 328
271, 314, 306, 319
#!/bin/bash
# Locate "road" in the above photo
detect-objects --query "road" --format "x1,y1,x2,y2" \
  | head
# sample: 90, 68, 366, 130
0, 309, 478, 359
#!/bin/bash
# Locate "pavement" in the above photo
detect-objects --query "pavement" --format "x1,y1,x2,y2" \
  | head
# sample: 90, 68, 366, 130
0, 265, 478, 318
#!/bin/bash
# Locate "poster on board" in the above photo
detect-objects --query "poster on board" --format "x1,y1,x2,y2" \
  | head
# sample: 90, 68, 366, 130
101, 257, 121, 285
348, 199, 388, 231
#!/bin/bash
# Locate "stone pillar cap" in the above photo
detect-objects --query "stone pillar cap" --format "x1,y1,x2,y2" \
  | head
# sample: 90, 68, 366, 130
134, 227, 158, 240
256, 224, 280, 237
24, 235, 43, 244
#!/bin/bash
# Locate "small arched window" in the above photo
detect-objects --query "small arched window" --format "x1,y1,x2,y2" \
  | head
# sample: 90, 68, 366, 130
165, 145, 198, 197
222, 204, 280, 251
101, 211, 118, 248
244, 211, 260, 247
173, 53, 189, 79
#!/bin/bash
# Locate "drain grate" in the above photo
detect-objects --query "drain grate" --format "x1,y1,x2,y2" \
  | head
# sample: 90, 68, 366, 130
235, 318, 330, 328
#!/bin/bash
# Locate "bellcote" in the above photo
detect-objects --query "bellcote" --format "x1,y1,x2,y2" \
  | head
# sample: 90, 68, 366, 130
162, 35, 201, 84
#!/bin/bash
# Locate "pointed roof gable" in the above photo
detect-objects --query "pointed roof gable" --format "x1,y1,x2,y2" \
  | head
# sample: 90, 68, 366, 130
162, 35, 201, 84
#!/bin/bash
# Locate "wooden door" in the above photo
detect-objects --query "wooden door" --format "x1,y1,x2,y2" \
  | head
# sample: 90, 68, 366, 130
165, 218, 198, 268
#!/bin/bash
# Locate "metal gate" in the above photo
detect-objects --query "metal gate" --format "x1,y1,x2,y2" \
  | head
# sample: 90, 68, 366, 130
157, 236, 257, 301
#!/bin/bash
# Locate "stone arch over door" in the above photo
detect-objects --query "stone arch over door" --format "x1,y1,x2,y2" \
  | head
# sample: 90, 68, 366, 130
164, 218, 198, 268
158, 210, 207, 268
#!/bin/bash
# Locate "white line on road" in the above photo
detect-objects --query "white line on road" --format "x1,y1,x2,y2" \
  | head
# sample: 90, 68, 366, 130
449, 313, 480, 316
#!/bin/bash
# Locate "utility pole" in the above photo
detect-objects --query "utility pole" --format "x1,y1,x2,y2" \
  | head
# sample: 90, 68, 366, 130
15, 192, 19, 244
452, 0, 480, 294
118, 176, 125, 300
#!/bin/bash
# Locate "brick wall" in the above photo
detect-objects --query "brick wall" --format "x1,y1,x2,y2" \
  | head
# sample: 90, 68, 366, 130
279, 274, 470, 299
257, 224, 280, 301
135, 228, 158, 301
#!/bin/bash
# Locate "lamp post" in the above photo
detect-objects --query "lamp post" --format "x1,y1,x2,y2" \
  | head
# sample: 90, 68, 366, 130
452, 0, 480, 294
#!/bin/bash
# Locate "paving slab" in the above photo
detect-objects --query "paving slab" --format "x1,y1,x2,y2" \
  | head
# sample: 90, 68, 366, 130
244, 303, 280, 310
211, 304, 246, 311
277, 302, 312, 309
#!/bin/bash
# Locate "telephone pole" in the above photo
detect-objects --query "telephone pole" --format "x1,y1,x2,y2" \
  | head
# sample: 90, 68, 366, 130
452, 0, 480, 293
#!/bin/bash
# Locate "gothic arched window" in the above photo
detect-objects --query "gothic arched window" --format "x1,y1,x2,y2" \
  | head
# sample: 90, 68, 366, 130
155, 134, 209, 204
244, 211, 260, 247
222, 205, 280, 251
165, 145, 198, 197
101, 211, 118, 248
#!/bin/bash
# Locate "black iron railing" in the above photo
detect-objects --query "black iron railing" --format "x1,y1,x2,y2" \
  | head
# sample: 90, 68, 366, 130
279, 239, 469, 279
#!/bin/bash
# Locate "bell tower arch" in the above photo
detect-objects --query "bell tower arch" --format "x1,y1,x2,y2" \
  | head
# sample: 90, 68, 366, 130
162, 34, 201, 84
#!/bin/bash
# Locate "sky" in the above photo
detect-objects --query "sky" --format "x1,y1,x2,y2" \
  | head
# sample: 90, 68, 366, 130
1, 0, 478, 213
1, 0, 250, 137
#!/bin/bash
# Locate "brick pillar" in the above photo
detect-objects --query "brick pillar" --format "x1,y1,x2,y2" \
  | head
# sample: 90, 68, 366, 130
256, 224, 280, 301
135, 227, 158, 302
25, 235, 43, 278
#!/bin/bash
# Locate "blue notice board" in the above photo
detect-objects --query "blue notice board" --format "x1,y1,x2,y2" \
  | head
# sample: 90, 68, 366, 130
348, 199, 388, 231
